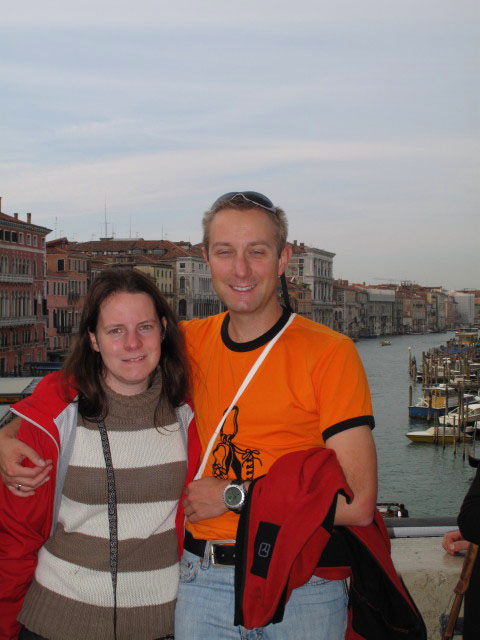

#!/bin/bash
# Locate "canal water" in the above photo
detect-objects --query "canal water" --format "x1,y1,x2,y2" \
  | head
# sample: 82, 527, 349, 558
355, 332, 477, 517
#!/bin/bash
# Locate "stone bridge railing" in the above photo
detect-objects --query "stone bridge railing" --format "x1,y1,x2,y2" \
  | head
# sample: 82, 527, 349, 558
386, 517, 463, 640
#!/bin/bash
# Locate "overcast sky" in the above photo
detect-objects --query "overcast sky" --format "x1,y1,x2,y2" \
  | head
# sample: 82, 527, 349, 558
1, 0, 478, 289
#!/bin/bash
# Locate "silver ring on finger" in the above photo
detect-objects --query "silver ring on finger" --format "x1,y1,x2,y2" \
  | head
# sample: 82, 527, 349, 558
17, 484, 22, 490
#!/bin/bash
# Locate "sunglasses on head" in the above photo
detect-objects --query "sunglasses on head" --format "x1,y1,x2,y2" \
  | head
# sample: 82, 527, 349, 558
212, 191, 276, 214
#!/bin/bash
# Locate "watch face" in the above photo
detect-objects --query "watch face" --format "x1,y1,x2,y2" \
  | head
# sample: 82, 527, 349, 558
224, 485, 243, 508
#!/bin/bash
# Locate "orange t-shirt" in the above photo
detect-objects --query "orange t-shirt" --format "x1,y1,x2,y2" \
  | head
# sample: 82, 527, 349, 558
182, 311, 374, 541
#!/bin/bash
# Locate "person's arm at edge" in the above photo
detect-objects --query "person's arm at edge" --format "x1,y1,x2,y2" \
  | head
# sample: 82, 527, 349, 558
0, 420, 56, 638
0, 417, 52, 496
442, 467, 480, 555
326, 425, 377, 527
442, 529, 469, 555
457, 465, 480, 545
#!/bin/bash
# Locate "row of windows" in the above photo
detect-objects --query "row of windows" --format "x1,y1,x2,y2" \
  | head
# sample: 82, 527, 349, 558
0, 256, 37, 276
0, 291, 34, 318
155, 269, 173, 278
51, 334, 71, 349
45, 280, 87, 297
0, 348, 46, 375
313, 282, 333, 303
48, 309, 81, 330
0, 228, 43, 247
56, 258, 88, 273
178, 262, 208, 271
178, 276, 212, 293
0, 327, 41, 347
314, 258, 332, 278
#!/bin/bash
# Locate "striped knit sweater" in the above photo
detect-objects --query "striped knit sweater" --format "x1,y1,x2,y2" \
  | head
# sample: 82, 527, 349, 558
18, 374, 187, 640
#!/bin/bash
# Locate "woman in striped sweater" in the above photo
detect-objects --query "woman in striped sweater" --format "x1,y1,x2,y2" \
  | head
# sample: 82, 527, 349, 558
0, 269, 191, 640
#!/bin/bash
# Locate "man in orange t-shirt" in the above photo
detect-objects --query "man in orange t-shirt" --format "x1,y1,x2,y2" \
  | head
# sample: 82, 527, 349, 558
0, 191, 377, 639
177, 191, 377, 639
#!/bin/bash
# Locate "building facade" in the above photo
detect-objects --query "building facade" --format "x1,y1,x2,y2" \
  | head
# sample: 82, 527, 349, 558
0, 200, 51, 374
45, 238, 89, 359
286, 241, 335, 327
332, 281, 368, 338
74, 238, 223, 320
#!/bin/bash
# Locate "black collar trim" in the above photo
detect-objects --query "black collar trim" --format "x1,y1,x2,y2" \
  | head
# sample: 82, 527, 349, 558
221, 307, 292, 352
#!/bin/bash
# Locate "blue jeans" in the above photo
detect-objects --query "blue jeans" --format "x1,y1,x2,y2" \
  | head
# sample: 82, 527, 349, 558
175, 549, 348, 640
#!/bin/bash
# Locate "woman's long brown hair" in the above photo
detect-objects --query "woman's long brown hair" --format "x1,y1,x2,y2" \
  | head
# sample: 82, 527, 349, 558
62, 269, 189, 421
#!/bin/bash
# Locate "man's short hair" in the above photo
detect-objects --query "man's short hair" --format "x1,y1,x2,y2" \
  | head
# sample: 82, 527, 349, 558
202, 194, 288, 256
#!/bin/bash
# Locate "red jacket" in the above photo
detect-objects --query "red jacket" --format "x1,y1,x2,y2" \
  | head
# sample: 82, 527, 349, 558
0, 373, 73, 640
234, 448, 426, 640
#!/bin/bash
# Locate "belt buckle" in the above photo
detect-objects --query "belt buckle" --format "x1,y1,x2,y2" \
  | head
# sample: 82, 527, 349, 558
206, 539, 236, 568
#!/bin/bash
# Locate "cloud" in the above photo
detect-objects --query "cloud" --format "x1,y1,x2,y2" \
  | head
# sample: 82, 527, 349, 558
2, 0, 478, 29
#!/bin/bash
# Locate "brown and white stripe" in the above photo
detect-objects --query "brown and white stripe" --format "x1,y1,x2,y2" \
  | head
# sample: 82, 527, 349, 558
19, 375, 189, 640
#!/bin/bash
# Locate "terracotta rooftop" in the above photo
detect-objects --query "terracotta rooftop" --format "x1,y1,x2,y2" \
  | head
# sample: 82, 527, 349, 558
0, 210, 51, 233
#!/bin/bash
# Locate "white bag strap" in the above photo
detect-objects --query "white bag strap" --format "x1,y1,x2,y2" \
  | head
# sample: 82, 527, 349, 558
194, 313, 296, 480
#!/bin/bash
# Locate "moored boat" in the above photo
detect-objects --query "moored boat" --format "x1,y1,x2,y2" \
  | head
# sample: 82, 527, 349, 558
406, 426, 472, 443
438, 403, 480, 427
408, 384, 477, 419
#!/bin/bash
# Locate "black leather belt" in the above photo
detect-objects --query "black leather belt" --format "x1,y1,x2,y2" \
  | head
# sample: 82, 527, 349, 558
184, 530, 236, 567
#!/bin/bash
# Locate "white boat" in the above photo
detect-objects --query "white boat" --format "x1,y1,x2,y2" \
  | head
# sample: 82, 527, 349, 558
406, 426, 472, 443
438, 403, 480, 427
380, 340, 391, 346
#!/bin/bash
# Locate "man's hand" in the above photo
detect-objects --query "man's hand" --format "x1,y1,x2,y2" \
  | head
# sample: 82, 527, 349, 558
442, 529, 470, 555
183, 477, 230, 523
0, 418, 52, 496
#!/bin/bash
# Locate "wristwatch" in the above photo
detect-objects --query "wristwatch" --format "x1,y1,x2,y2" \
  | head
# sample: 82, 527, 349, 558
223, 480, 247, 513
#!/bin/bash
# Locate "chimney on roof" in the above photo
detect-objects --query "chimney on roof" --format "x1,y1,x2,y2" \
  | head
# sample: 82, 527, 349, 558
293, 240, 297, 246
300, 242, 304, 248
13, 212, 18, 219
0, 196, 2, 211
27, 212, 32, 223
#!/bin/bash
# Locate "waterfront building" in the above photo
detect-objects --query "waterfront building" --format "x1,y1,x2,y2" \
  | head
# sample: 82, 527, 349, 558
0, 199, 51, 374
174, 243, 222, 320
98, 256, 174, 307
420, 287, 448, 331
286, 241, 335, 327
135, 259, 174, 304
450, 290, 475, 326
399, 291, 427, 333
45, 238, 89, 359
474, 291, 480, 326
74, 237, 222, 320
282, 280, 313, 319
353, 285, 396, 336
332, 280, 368, 338
452, 289, 479, 327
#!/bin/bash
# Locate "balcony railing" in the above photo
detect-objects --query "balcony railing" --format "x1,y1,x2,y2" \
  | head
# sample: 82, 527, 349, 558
0, 316, 38, 327
0, 273, 34, 284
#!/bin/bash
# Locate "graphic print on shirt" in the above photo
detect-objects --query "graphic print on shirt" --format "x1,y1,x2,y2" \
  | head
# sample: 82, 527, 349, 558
212, 405, 262, 481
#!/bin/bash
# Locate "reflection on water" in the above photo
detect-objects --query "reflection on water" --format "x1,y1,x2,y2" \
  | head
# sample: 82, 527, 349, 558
355, 332, 476, 517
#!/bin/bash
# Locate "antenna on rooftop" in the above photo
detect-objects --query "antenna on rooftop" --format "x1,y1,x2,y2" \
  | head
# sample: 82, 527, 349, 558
104, 195, 108, 238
